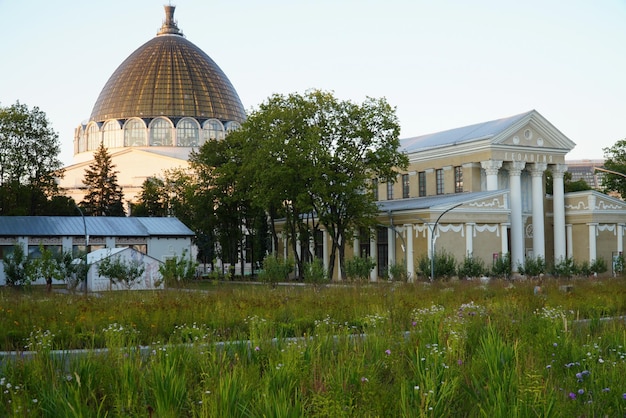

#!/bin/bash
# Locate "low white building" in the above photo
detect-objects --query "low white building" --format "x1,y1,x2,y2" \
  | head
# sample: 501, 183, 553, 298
82, 247, 163, 292
0, 216, 195, 286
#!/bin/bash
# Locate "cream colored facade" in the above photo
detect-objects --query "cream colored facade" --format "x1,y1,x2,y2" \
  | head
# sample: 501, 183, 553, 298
278, 110, 626, 280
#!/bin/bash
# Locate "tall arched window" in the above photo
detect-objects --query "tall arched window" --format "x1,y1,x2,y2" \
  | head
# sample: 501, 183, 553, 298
202, 119, 225, 145
224, 121, 241, 135
176, 118, 200, 146
86, 123, 101, 151
123, 119, 147, 146
103, 120, 123, 149
75, 126, 86, 154
149, 118, 173, 146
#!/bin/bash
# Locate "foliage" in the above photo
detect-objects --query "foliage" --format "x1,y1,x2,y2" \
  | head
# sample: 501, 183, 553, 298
550, 257, 580, 278
590, 257, 608, 275
457, 254, 486, 279
97, 253, 145, 290
344, 256, 376, 281
388, 261, 408, 282
159, 250, 198, 287
517, 256, 546, 278
302, 258, 328, 285
491, 253, 511, 279
258, 254, 294, 284
131, 177, 169, 217
0, 280, 625, 416
0, 102, 69, 215
601, 138, 626, 197
2, 244, 31, 286
81, 143, 125, 216
416, 250, 457, 280
545, 170, 591, 194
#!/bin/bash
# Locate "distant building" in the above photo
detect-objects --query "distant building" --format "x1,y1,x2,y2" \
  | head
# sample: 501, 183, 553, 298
0, 216, 194, 286
566, 159, 605, 189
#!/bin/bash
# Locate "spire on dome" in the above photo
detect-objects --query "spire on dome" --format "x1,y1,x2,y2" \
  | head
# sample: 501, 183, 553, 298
157, 5, 183, 36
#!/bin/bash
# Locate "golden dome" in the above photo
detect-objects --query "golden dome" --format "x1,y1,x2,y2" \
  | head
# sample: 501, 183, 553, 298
89, 6, 245, 124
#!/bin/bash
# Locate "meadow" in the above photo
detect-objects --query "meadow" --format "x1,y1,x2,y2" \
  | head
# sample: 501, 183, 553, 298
0, 278, 625, 417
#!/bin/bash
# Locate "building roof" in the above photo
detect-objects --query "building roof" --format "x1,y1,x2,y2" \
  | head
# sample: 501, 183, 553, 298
0, 217, 194, 237
89, 6, 245, 124
400, 111, 534, 153
377, 190, 506, 213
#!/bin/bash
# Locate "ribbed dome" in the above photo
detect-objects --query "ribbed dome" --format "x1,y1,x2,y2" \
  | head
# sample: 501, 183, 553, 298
89, 6, 245, 124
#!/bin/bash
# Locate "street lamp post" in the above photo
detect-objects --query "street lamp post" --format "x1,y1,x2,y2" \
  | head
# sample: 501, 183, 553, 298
417, 203, 462, 282
75, 205, 89, 292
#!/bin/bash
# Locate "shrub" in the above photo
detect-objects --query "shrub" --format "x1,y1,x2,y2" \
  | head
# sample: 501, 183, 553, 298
491, 253, 511, 279
344, 256, 376, 281
590, 257, 608, 275
388, 261, 408, 282
97, 254, 145, 290
2, 244, 31, 287
517, 256, 546, 278
550, 257, 579, 278
457, 254, 486, 279
258, 254, 294, 285
303, 258, 328, 285
159, 249, 198, 287
416, 251, 457, 280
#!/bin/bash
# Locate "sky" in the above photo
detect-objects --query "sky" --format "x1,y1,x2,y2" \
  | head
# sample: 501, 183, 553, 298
1, 0, 625, 166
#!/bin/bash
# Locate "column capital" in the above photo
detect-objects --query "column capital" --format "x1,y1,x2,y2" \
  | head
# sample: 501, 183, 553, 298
481, 160, 503, 175
550, 163, 568, 178
506, 161, 526, 176
529, 162, 548, 177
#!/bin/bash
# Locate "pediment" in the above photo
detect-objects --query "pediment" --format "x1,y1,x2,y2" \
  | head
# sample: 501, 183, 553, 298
493, 111, 576, 152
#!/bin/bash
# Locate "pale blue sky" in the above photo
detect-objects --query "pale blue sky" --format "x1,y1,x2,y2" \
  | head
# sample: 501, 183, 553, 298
1, 0, 625, 166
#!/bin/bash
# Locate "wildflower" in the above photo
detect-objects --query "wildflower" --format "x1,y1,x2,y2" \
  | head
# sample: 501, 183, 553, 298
32, 399, 37, 404
254, 346, 260, 352
546, 365, 551, 369
457, 359, 463, 366
385, 349, 391, 355
361, 377, 369, 383
622, 393, 626, 400
598, 358, 604, 364
578, 389, 585, 395
602, 388, 610, 392
569, 392, 576, 400
553, 342, 558, 347
414, 385, 419, 390
412, 321, 417, 327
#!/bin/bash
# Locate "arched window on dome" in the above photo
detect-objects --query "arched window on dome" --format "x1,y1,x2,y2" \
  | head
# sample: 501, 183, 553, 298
103, 120, 123, 149
202, 119, 225, 145
124, 118, 147, 146
86, 123, 101, 151
149, 118, 173, 146
75, 125, 86, 154
224, 121, 241, 136
176, 118, 200, 147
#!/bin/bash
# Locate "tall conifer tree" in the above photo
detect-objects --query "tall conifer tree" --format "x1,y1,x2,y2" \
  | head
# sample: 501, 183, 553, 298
81, 143, 125, 216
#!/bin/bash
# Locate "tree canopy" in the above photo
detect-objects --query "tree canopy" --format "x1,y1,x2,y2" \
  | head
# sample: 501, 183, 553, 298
601, 139, 626, 198
190, 90, 408, 279
81, 143, 125, 216
0, 101, 73, 215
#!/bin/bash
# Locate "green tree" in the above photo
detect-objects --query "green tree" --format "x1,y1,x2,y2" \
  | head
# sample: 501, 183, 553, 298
132, 176, 169, 217
226, 90, 407, 280
2, 244, 31, 287
81, 143, 125, 216
97, 254, 145, 290
601, 139, 626, 197
159, 249, 198, 287
0, 102, 68, 215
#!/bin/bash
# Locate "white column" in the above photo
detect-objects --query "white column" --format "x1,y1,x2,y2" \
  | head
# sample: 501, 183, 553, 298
465, 223, 474, 256
387, 227, 395, 277
369, 231, 377, 282
481, 160, 503, 191
618, 224, 624, 255
282, 236, 288, 260
566, 224, 573, 259
530, 163, 547, 259
405, 224, 414, 282
588, 223, 597, 262
552, 164, 567, 262
501, 223, 509, 255
322, 230, 329, 272
427, 224, 434, 259
507, 161, 526, 272
353, 236, 360, 257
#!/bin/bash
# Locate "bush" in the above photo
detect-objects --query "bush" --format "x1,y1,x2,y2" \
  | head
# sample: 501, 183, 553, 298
591, 257, 608, 275
97, 254, 145, 290
2, 244, 31, 287
159, 249, 198, 287
457, 254, 486, 279
416, 251, 457, 280
491, 253, 511, 279
388, 261, 408, 282
517, 256, 546, 278
258, 254, 294, 285
550, 257, 579, 278
303, 258, 327, 285
344, 256, 376, 281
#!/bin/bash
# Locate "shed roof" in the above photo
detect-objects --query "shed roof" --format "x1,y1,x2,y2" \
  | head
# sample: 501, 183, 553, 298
0, 217, 194, 237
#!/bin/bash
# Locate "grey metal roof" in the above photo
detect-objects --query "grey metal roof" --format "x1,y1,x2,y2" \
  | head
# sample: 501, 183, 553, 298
400, 110, 533, 153
377, 190, 507, 213
0, 217, 194, 237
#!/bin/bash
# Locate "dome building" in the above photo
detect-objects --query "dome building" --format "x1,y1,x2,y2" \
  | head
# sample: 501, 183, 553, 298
60, 5, 245, 206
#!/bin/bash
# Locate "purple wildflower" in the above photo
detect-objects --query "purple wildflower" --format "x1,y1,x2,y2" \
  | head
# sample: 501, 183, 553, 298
457, 359, 463, 366
385, 349, 391, 356
254, 346, 260, 352
578, 389, 585, 395
622, 393, 626, 400
569, 392, 576, 400
361, 377, 369, 383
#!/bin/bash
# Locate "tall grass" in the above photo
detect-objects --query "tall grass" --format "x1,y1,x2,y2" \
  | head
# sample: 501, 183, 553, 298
0, 279, 625, 416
